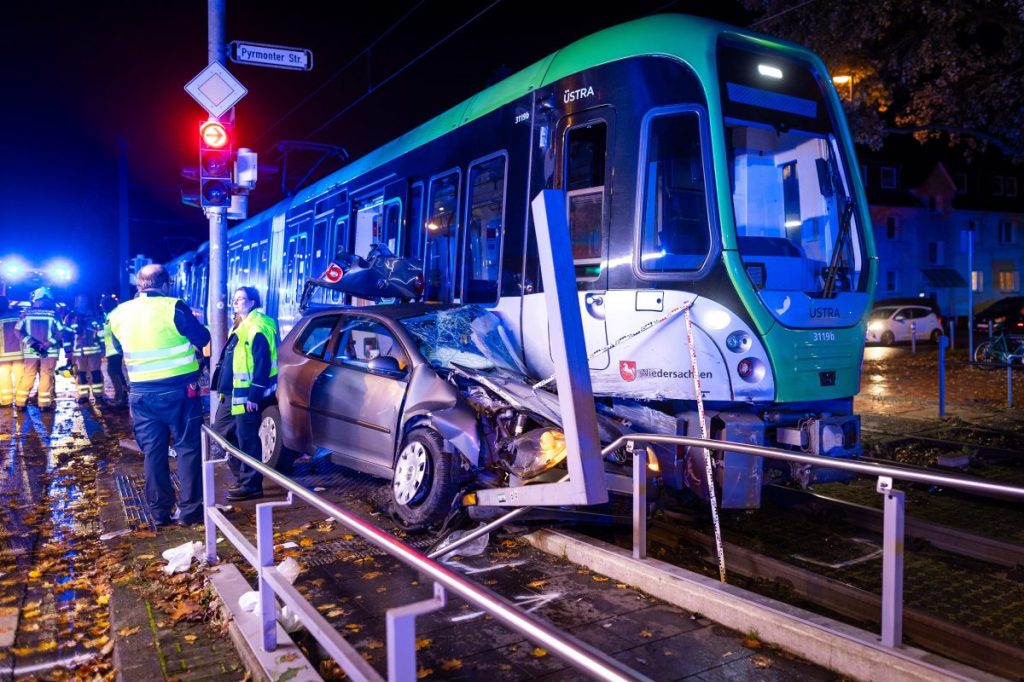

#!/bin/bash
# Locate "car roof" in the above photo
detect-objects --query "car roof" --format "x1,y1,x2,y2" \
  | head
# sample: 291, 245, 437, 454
302, 302, 457, 322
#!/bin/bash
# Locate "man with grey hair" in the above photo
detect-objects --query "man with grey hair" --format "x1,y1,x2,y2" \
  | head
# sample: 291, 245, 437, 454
107, 264, 211, 527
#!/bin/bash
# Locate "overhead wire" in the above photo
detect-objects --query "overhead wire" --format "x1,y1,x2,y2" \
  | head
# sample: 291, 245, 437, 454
303, 0, 503, 141
253, 0, 428, 147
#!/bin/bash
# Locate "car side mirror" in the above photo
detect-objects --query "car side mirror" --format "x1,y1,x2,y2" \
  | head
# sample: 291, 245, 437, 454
894, 316, 905, 322
368, 355, 405, 378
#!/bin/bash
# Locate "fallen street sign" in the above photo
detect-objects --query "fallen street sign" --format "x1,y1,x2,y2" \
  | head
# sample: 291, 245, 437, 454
229, 41, 313, 71
185, 62, 247, 117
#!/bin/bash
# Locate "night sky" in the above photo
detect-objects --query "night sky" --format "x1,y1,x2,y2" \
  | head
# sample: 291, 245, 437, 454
0, 0, 749, 298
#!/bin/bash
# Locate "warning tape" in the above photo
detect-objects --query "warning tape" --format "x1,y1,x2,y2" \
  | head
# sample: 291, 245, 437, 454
532, 303, 693, 390
683, 307, 727, 583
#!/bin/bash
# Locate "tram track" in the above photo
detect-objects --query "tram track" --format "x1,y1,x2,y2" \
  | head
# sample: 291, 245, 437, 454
646, 511, 1024, 680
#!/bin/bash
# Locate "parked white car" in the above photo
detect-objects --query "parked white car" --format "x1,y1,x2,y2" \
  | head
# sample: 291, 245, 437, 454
866, 305, 943, 346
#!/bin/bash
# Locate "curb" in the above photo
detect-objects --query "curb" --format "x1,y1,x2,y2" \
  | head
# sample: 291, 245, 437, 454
523, 528, 1002, 682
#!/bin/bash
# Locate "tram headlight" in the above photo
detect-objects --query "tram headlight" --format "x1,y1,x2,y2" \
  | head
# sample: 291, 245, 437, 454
737, 357, 766, 383
726, 331, 752, 353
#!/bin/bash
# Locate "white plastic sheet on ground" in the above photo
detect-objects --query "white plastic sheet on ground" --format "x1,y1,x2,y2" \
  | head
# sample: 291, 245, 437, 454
237, 556, 305, 633
161, 541, 204, 575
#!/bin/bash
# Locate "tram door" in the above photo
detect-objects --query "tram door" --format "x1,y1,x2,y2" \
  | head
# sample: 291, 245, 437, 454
552, 110, 613, 370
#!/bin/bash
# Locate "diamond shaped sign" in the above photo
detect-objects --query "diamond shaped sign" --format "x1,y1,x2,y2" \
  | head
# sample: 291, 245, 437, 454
185, 62, 247, 117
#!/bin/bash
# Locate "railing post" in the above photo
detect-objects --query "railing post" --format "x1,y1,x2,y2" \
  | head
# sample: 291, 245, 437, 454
256, 501, 279, 652
202, 429, 219, 564
948, 318, 955, 350
877, 476, 904, 648
910, 322, 916, 354
989, 319, 993, 339
1009, 361, 1014, 408
938, 335, 947, 418
630, 441, 647, 560
386, 583, 446, 682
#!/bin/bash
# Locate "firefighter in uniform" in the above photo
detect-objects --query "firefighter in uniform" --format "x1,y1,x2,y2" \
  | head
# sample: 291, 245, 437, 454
0, 296, 24, 407
67, 294, 106, 403
100, 295, 128, 407
15, 287, 65, 411
107, 265, 210, 527
211, 286, 277, 501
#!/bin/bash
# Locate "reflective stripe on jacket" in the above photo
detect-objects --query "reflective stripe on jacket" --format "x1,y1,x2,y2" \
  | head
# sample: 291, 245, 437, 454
16, 308, 63, 358
108, 297, 199, 383
230, 310, 278, 415
0, 313, 21, 361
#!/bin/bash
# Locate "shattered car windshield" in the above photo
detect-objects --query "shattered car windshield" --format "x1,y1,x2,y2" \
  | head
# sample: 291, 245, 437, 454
399, 306, 526, 374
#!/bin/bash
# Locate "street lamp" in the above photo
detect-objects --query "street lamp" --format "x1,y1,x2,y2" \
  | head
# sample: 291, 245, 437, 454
832, 74, 853, 101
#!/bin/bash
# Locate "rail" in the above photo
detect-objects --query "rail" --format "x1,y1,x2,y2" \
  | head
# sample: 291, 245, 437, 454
199, 425, 646, 682
605, 432, 1024, 650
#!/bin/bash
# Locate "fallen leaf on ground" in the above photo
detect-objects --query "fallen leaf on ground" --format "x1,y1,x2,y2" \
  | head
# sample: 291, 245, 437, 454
751, 654, 772, 669
526, 579, 548, 588
531, 647, 547, 658
441, 659, 462, 671
415, 637, 432, 651
416, 667, 433, 679
117, 626, 141, 637
183, 634, 198, 643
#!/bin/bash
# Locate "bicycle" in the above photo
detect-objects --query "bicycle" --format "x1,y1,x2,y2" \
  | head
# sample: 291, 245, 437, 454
973, 332, 1024, 366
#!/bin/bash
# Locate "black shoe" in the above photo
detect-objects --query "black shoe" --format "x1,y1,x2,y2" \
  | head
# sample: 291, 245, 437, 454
176, 515, 204, 527
77, 397, 90, 405
40, 405, 53, 413
153, 517, 173, 528
226, 488, 264, 502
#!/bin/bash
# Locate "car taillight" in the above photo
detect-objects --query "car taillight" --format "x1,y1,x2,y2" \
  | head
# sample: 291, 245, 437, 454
412, 274, 424, 294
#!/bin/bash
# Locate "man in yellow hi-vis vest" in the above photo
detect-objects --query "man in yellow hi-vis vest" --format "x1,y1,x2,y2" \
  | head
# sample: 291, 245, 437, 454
108, 265, 210, 527
211, 286, 277, 501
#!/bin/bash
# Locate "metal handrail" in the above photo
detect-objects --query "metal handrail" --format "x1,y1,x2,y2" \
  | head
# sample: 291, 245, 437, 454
601, 433, 1024, 500
200, 425, 646, 682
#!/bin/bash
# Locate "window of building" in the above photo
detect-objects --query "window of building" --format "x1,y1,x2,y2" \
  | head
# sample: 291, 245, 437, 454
880, 166, 898, 189
565, 121, 607, 281
423, 170, 461, 303
1007, 177, 1018, 197
638, 109, 712, 274
886, 217, 898, 240
972, 271, 984, 293
463, 154, 507, 304
999, 221, 1017, 244
993, 176, 1005, 196
952, 173, 967, 194
927, 241, 943, 265
886, 270, 898, 292
997, 270, 1020, 292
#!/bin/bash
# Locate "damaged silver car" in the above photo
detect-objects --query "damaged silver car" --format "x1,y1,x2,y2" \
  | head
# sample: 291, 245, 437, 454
263, 304, 644, 530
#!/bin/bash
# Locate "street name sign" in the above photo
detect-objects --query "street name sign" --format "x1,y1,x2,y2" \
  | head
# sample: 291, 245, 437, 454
184, 62, 247, 118
229, 41, 313, 71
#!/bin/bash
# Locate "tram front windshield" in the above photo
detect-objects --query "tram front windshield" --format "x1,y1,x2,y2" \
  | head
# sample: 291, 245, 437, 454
718, 43, 867, 300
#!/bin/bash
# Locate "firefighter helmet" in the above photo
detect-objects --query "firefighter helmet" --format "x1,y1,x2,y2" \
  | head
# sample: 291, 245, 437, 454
30, 287, 53, 302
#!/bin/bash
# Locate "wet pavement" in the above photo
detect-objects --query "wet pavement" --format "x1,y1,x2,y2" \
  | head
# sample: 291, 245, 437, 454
0, 376, 841, 681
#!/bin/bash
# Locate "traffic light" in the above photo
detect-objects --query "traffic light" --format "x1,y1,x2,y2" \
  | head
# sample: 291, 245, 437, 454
199, 120, 232, 208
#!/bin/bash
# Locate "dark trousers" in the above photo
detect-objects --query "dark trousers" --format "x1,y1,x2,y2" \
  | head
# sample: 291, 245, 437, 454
106, 355, 128, 401
129, 386, 204, 523
211, 394, 263, 493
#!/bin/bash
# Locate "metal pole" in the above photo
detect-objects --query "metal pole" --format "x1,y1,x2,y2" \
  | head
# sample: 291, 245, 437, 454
879, 477, 904, 647
631, 443, 647, 560
117, 137, 130, 301
1009, 364, 1013, 408
207, 0, 228, 420
910, 322, 916, 355
968, 227, 974, 361
256, 502, 278, 652
201, 430, 220, 564
938, 335, 947, 417
949, 317, 955, 350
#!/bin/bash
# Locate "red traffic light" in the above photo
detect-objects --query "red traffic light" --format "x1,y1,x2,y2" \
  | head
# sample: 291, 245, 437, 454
200, 120, 229, 149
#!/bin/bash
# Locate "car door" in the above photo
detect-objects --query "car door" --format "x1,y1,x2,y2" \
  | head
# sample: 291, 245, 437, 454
281, 314, 342, 453
309, 315, 409, 470
892, 307, 912, 341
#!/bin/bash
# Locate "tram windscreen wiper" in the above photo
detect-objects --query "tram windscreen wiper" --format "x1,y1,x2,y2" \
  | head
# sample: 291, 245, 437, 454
821, 200, 854, 298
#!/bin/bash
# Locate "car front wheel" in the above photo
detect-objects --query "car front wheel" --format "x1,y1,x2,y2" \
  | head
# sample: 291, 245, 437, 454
259, 405, 297, 474
930, 328, 943, 343
391, 428, 462, 531
880, 331, 895, 346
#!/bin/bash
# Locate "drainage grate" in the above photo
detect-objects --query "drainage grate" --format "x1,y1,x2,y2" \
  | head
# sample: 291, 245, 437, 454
302, 533, 436, 568
290, 453, 388, 498
116, 473, 155, 530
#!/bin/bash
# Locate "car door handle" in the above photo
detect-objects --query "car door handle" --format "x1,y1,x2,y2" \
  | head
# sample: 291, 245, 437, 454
315, 370, 334, 382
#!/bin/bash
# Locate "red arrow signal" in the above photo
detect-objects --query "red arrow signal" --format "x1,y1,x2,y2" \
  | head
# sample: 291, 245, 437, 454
200, 121, 229, 149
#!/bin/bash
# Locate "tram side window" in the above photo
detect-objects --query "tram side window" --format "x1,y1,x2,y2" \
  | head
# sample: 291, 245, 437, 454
639, 111, 711, 273
424, 171, 460, 303
565, 123, 607, 281
383, 202, 401, 253
404, 183, 424, 260
464, 156, 506, 304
